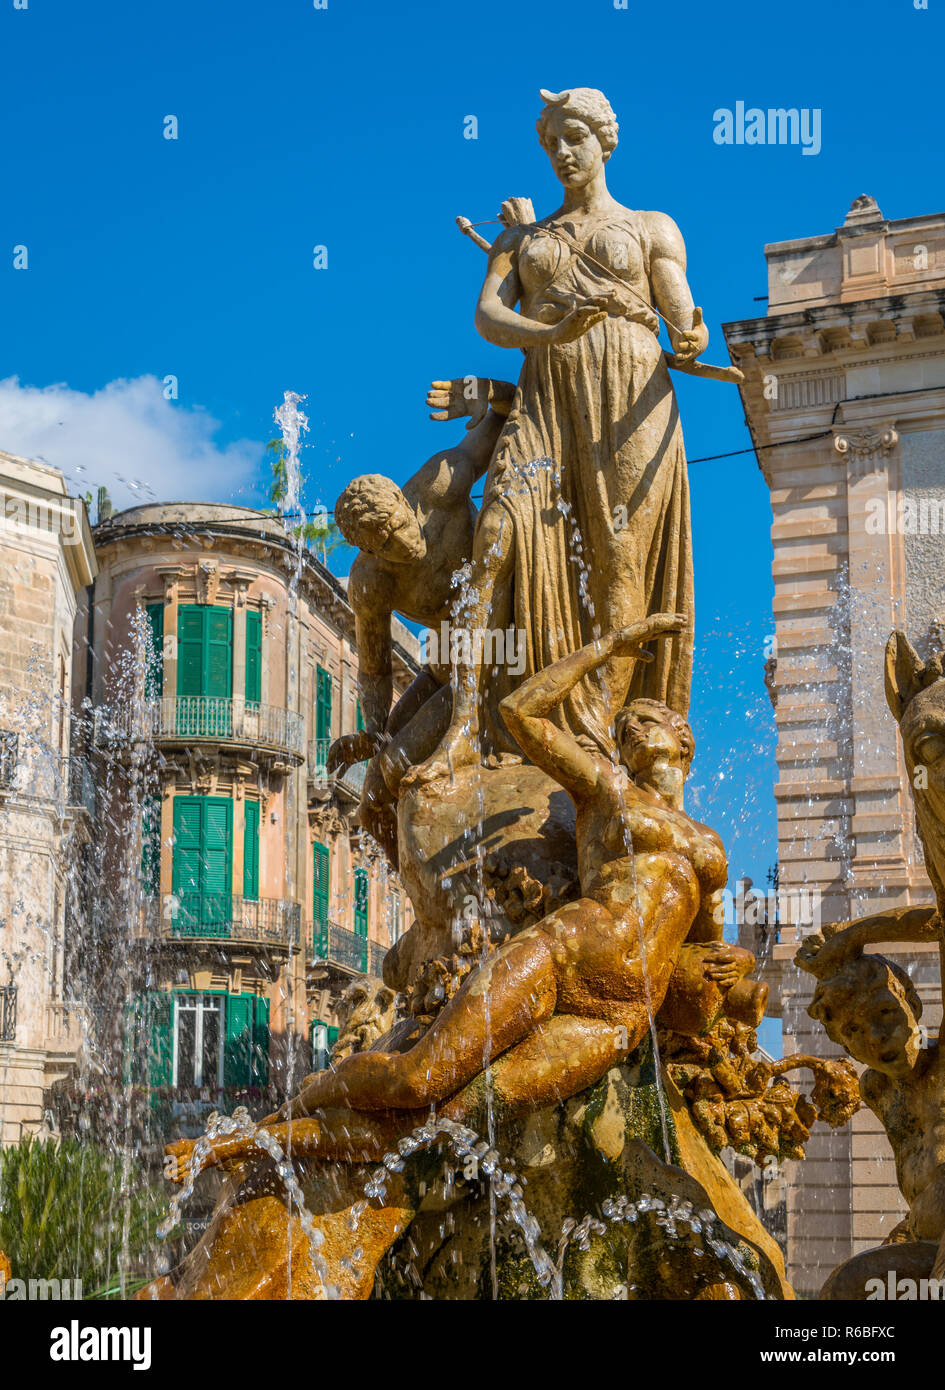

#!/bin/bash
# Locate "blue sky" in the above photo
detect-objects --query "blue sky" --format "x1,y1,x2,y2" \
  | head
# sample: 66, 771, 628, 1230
2, 0, 942, 966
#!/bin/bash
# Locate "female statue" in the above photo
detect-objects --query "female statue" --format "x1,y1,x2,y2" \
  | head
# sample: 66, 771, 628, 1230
408, 87, 707, 785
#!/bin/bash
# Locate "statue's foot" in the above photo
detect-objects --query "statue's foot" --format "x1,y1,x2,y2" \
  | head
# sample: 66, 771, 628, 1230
401, 727, 480, 789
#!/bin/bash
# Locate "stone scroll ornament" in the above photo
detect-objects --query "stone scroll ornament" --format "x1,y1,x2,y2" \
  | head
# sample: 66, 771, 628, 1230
793, 629, 945, 1299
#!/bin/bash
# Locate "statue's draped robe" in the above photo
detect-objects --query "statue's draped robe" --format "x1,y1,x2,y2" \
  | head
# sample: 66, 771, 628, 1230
479, 208, 694, 755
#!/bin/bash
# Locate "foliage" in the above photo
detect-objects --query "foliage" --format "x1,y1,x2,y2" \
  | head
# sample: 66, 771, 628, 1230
265, 437, 345, 562
0, 1135, 170, 1294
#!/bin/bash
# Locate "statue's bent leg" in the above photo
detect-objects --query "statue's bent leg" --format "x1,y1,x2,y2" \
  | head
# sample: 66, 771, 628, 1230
443, 1015, 631, 1119
403, 501, 514, 786
290, 930, 558, 1113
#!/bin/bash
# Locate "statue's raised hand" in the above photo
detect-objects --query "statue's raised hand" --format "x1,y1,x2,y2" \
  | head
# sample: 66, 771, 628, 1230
327, 730, 387, 776
609, 612, 689, 658
548, 297, 610, 345
427, 378, 491, 429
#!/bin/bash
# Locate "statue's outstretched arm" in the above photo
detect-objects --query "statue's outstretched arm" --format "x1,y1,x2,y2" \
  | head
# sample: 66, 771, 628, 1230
795, 905, 941, 979
500, 613, 687, 801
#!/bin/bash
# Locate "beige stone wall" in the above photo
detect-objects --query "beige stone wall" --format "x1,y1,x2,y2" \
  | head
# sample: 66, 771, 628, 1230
0, 451, 96, 1141
724, 197, 945, 1296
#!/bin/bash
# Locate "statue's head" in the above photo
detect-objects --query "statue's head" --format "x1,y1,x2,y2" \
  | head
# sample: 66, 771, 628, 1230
885, 630, 945, 916
536, 88, 618, 191
808, 952, 922, 1078
335, 475, 425, 563
614, 698, 693, 802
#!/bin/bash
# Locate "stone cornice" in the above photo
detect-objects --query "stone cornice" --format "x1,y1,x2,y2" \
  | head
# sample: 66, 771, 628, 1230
723, 287, 945, 362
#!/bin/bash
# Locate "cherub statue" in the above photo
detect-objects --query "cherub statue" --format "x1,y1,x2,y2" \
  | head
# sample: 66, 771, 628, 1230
795, 914, 945, 1294
327, 376, 515, 855
791, 628, 945, 1296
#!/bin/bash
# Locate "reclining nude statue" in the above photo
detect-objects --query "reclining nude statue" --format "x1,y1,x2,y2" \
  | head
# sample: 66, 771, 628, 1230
164, 616, 768, 1296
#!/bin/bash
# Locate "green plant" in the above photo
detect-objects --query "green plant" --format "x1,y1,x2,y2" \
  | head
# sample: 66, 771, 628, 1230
0, 1135, 170, 1295
265, 437, 345, 562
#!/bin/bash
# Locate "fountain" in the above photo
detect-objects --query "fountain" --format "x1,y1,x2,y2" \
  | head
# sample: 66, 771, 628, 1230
3, 85, 940, 1311
139, 86, 870, 1303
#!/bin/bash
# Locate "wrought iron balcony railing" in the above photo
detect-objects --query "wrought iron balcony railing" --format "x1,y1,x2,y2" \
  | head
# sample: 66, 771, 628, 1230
142, 894, 301, 949
0, 730, 18, 789
310, 920, 387, 976
96, 697, 305, 762
307, 737, 367, 798
64, 754, 96, 817
0, 985, 17, 1042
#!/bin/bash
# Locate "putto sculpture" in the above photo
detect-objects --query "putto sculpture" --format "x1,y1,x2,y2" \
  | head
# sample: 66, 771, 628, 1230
794, 630, 945, 1298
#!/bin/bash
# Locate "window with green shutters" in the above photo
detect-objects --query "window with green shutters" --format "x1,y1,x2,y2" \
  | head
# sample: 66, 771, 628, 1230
354, 866, 369, 938
315, 666, 332, 742
145, 603, 164, 698
355, 699, 365, 732
243, 800, 259, 901
221, 992, 270, 1088
122, 992, 173, 1088
313, 840, 330, 928
177, 604, 233, 735
124, 990, 269, 1092
171, 795, 233, 933
140, 795, 161, 897
245, 609, 262, 705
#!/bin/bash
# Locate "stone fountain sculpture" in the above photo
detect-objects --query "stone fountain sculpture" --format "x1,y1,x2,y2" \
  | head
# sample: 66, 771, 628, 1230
154, 87, 854, 1302
795, 630, 945, 1299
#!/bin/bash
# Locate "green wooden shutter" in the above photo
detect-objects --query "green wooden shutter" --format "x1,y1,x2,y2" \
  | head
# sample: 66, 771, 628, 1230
177, 606, 205, 698
224, 993, 253, 1087
121, 996, 140, 1085
147, 992, 173, 1087
145, 603, 164, 698
316, 666, 332, 741
243, 800, 260, 901
356, 699, 365, 732
141, 795, 161, 897
354, 867, 369, 939
172, 797, 203, 931
203, 798, 232, 930
245, 610, 262, 704
172, 796, 232, 933
252, 996, 270, 1087
205, 607, 233, 698
313, 841, 330, 928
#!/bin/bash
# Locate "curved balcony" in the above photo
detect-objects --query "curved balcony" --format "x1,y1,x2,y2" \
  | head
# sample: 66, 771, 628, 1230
141, 893, 301, 952
309, 920, 387, 977
307, 737, 368, 800
97, 697, 305, 765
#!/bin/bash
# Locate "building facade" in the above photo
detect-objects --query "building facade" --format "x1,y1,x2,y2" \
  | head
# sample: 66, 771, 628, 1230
0, 451, 97, 1141
724, 196, 945, 1295
73, 501, 417, 1135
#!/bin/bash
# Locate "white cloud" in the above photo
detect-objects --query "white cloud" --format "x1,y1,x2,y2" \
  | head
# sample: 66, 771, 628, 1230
0, 375, 265, 512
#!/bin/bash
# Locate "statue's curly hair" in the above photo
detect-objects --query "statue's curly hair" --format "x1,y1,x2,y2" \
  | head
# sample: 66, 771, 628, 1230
334, 474, 407, 551
614, 697, 694, 767
536, 87, 619, 157
810, 953, 922, 1037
